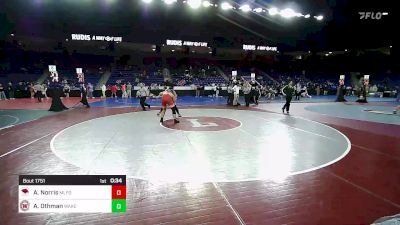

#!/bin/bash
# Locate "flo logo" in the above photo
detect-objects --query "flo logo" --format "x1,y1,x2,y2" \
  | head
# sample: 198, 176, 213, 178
359, 12, 389, 20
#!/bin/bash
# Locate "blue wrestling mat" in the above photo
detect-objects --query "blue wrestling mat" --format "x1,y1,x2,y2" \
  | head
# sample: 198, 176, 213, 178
90, 96, 399, 108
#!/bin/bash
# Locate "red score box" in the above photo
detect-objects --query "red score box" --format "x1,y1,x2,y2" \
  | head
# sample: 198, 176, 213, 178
112, 185, 126, 199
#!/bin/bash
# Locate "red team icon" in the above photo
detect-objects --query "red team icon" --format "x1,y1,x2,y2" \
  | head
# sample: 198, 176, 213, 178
20, 200, 30, 211
21, 188, 29, 195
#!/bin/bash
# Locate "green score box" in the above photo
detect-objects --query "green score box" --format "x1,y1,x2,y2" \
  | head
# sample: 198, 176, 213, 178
112, 199, 126, 213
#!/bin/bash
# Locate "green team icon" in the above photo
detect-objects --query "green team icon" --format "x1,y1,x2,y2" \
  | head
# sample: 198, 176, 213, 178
112, 199, 126, 213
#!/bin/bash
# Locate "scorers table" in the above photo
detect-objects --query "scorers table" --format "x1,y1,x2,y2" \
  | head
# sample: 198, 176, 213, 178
18, 175, 126, 213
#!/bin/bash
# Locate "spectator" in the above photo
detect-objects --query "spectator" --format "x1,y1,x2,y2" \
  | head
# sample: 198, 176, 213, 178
316, 85, 321, 96
41, 83, 48, 99
87, 83, 94, 98
111, 84, 118, 98
121, 83, 127, 98
126, 82, 132, 98
232, 82, 241, 106
63, 84, 70, 98
33, 83, 43, 102
101, 84, 107, 98
7, 82, 14, 99
29, 83, 35, 98
0, 83, 7, 100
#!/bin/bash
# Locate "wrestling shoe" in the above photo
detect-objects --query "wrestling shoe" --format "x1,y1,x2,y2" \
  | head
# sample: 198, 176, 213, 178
174, 119, 180, 124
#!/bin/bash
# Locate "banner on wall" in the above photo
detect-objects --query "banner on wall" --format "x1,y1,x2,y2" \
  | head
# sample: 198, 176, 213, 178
77, 68, 84, 83
166, 39, 208, 47
71, 34, 122, 42
48, 65, 58, 82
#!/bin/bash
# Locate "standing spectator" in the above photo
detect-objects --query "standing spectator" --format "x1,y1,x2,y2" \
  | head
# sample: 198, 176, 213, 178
395, 85, 400, 102
295, 82, 301, 100
127, 82, 132, 98
281, 81, 295, 114
33, 83, 43, 102
316, 85, 321, 96
7, 82, 14, 99
0, 83, 7, 100
63, 84, 71, 98
232, 82, 241, 106
121, 83, 127, 98
195, 84, 201, 97
87, 83, 94, 99
41, 83, 48, 99
29, 83, 35, 98
80, 84, 90, 108
243, 81, 252, 107
111, 84, 118, 98
227, 83, 233, 105
216, 84, 221, 97
101, 84, 107, 98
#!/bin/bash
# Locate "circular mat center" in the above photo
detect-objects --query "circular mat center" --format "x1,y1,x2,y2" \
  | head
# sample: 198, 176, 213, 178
51, 109, 350, 182
162, 116, 241, 131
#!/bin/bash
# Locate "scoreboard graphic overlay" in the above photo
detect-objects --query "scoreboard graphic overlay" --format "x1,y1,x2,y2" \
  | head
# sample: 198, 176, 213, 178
19, 175, 126, 213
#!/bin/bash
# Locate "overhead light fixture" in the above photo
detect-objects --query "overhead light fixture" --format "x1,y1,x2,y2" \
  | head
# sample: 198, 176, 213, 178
390, 45, 392, 48
280, 8, 296, 18
315, 15, 324, 20
221, 2, 233, 10
187, 0, 202, 9
325, 53, 329, 56
152, 48, 156, 51
163, 0, 177, 5
239, 4, 251, 12
268, 7, 279, 16
304, 14, 310, 18
329, 51, 332, 54
254, 8, 262, 13
345, 49, 348, 51
171, 49, 175, 52
142, 0, 152, 4
202, 1, 212, 7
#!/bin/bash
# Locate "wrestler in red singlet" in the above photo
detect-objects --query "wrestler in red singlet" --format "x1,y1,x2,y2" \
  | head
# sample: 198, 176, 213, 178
159, 89, 179, 124
161, 90, 175, 108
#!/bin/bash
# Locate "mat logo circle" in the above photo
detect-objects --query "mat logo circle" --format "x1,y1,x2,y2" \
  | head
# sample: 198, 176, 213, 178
162, 117, 241, 131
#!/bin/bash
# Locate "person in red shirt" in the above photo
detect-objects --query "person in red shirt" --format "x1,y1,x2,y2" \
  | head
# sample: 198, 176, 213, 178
121, 83, 127, 98
111, 84, 118, 98
159, 88, 179, 124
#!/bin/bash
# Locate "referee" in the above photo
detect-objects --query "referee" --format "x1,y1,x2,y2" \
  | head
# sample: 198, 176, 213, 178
136, 83, 150, 111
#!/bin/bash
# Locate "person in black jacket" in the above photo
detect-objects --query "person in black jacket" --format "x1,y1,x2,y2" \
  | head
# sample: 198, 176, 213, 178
281, 81, 295, 114
80, 84, 90, 108
49, 82, 68, 112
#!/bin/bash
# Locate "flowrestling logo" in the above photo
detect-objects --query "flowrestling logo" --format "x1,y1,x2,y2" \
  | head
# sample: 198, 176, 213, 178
359, 12, 389, 20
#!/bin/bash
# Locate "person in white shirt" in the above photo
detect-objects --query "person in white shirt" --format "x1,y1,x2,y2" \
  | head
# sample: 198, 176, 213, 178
232, 82, 240, 106
33, 83, 43, 102
126, 82, 132, 98
101, 84, 106, 98
136, 83, 150, 111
